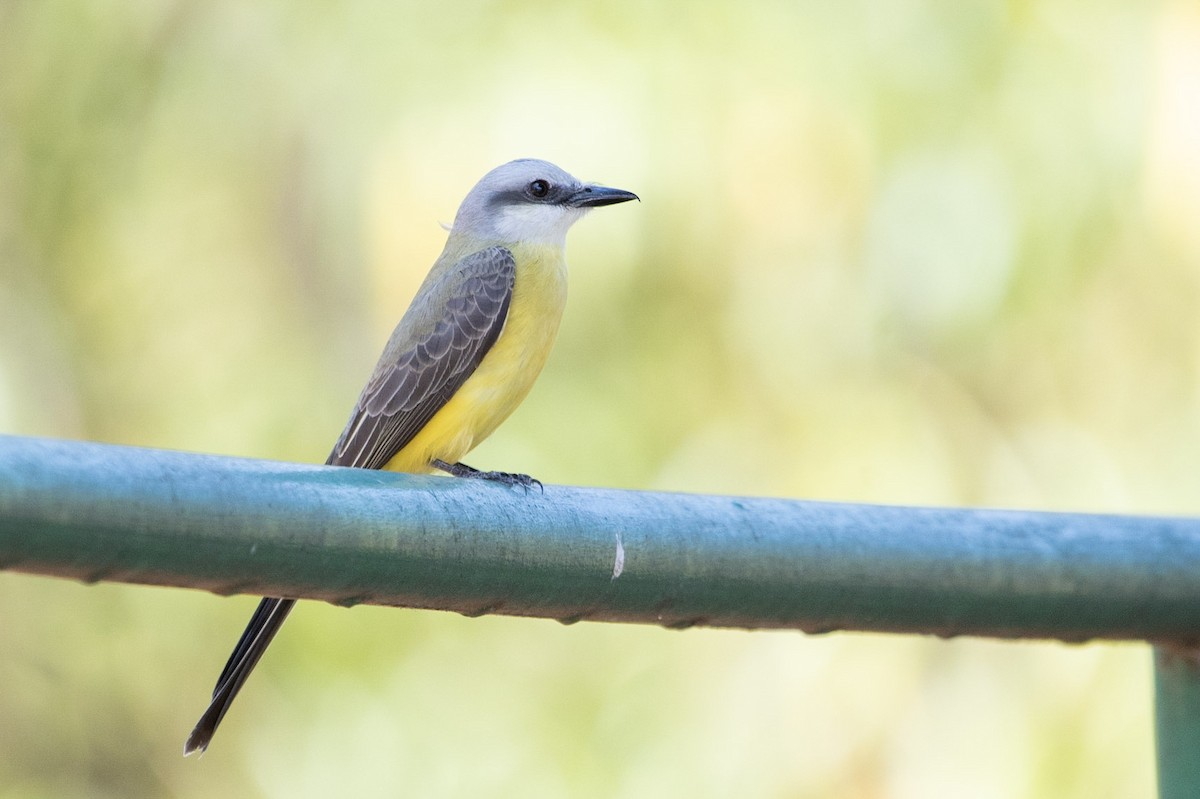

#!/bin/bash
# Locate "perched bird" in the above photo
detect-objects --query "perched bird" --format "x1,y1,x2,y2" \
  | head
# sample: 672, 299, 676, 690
185, 159, 638, 755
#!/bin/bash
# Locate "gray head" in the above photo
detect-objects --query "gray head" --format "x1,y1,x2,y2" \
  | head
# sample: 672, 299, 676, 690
451, 159, 638, 247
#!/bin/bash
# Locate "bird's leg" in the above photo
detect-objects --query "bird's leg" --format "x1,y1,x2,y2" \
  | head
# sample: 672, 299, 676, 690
432, 459, 543, 494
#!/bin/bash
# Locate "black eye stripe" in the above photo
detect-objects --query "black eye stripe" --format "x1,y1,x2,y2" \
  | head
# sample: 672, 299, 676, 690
485, 180, 569, 210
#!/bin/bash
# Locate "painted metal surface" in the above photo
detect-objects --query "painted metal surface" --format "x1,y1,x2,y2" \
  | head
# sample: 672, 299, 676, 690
1155, 647, 1200, 799
1, 434, 1198, 644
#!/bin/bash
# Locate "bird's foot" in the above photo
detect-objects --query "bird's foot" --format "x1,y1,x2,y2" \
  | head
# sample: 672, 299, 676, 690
432, 459, 543, 494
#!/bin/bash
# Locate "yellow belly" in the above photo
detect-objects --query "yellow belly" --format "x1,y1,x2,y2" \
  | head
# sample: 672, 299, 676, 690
381, 243, 567, 473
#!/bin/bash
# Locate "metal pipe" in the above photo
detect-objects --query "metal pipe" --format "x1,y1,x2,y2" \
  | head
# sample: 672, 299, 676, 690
1, 434, 1198, 643
1156, 646, 1200, 798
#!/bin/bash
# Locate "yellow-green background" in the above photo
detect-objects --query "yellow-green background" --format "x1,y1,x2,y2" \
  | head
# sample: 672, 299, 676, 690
3, 1, 1199, 796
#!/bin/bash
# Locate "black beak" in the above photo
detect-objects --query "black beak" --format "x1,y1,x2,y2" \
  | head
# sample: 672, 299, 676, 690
567, 184, 640, 208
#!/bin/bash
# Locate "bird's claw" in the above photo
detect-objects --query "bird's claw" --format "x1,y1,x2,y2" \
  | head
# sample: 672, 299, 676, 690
432, 459, 543, 494
478, 470, 543, 494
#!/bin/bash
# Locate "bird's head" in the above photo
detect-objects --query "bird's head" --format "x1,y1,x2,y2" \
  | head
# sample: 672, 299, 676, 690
451, 159, 638, 248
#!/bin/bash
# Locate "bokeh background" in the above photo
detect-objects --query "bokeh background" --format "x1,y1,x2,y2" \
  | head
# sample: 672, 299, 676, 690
3, 1, 1199, 796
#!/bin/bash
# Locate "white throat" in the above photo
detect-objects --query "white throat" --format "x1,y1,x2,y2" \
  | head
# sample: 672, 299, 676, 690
491, 204, 588, 248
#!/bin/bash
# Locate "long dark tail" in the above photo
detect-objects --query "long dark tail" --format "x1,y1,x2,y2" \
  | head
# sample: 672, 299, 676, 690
184, 597, 297, 755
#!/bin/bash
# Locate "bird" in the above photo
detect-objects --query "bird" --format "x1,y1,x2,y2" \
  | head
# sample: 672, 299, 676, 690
184, 159, 638, 755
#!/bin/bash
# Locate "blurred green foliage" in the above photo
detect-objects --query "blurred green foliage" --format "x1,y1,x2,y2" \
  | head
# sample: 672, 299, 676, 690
3, 0, 1199, 796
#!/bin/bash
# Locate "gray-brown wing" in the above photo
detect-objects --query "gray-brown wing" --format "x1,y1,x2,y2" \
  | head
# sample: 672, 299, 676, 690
327, 246, 515, 470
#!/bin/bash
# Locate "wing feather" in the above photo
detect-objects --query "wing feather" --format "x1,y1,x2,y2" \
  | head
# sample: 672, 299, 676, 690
328, 246, 515, 470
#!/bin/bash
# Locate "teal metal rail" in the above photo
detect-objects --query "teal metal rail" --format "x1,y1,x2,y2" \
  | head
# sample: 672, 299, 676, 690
0, 434, 1197, 793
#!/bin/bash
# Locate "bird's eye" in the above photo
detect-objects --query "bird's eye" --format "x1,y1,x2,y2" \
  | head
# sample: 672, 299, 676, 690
528, 179, 550, 198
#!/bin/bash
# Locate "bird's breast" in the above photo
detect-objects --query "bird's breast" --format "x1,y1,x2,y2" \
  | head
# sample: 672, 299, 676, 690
382, 243, 568, 472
